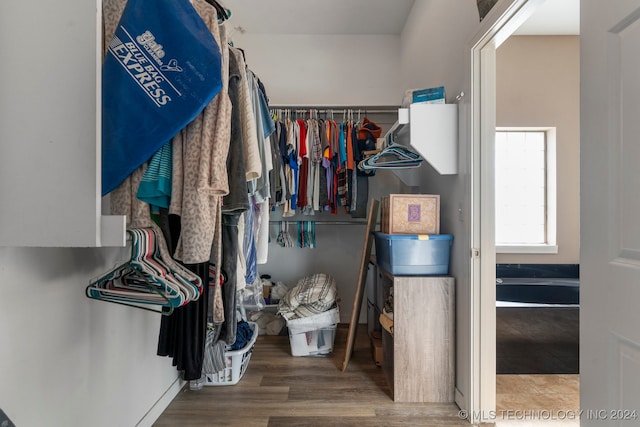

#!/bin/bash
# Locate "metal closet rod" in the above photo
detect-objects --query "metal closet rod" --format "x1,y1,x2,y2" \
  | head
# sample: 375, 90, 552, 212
270, 105, 399, 114
269, 220, 368, 225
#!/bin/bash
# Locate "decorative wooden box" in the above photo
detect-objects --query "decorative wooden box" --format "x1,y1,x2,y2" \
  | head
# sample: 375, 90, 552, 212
381, 194, 440, 235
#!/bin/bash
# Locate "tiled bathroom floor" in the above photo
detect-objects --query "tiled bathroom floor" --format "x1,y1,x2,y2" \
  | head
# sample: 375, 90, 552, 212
495, 374, 580, 426
495, 304, 580, 427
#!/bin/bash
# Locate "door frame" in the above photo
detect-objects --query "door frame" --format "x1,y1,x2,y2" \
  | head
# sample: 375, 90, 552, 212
467, 0, 546, 421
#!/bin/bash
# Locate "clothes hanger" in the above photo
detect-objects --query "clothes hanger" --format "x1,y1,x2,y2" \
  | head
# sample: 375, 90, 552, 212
86, 261, 177, 315
86, 268, 175, 314
109, 229, 182, 305
136, 228, 199, 303
358, 143, 423, 171
146, 223, 205, 299
86, 228, 183, 311
204, 0, 231, 22
85, 228, 198, 315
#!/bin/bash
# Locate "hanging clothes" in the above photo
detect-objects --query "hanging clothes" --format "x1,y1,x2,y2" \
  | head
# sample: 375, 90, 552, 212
352, 118, 382, 218
276, 221, 295, 247
104, 0, 229, 381
101, 0, 282, 383
297, 221, 316, 248
269, 119, 289, 208
246, 69, 275, 264
268, 112, 383, 219
229, 47, 262, 182
136, 142, 172, 212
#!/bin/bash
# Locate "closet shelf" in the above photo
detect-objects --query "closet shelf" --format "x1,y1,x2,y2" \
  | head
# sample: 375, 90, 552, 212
385, 103, 458, 183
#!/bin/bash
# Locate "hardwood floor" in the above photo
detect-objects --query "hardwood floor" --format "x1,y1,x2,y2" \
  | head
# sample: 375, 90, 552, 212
153, 324, 469, 427
154, 317, 580, 426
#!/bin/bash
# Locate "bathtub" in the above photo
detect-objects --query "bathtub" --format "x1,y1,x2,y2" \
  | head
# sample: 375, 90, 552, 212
496, 277, 580, 305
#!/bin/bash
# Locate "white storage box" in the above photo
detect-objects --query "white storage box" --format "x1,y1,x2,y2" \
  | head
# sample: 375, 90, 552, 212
286, 307, 339, 357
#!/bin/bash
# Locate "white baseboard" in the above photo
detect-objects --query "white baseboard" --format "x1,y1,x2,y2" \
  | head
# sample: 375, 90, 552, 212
136, 376, 186, 427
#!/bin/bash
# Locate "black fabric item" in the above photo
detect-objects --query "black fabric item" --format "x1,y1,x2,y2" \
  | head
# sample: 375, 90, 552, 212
351, 174, 369, 218
156, 208, 174, 252
157, 217, 210, 381
223, 52, 249, 214
220, 213, 241, 345
269, 122, 282, 204
355, 121, 378, 177
280, 122, 291, 202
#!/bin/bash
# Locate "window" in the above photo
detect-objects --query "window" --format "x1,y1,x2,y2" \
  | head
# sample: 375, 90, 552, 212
495, 128, 557, 254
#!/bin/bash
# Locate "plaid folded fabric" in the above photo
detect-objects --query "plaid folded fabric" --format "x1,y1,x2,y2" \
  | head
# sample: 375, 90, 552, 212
278, 273, 337, 320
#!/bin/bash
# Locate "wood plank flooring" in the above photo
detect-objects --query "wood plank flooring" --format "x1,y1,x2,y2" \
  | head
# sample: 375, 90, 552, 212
154, 319, 580, 426
153, 324, 469, 427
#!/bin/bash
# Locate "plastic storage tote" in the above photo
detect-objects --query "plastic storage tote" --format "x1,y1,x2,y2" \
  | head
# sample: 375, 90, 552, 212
373, 232, 453, 275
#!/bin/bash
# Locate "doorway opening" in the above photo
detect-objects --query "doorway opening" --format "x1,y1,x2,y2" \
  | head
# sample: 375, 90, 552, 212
470, 0, 580, 423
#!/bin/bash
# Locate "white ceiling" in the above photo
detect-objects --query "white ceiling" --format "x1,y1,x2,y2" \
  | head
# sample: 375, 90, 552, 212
222, 0, 579, 36
515, 0, 580, 35
223, 0, 416, 35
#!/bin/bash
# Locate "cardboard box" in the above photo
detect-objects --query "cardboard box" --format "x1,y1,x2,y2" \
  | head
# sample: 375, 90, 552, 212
381, 194, 440, 235
369, 331, 383, 366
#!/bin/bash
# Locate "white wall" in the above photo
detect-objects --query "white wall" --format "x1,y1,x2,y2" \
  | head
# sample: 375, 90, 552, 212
232, 33, 402, 106
400, 1, 479, 104
260, 168, 407, 324
0, 247, 180, 427
0, 1, 180, 425
399, 0, 481, 412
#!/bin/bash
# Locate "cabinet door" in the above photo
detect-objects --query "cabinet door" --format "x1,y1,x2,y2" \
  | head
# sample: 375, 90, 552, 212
388, 275, 455, 403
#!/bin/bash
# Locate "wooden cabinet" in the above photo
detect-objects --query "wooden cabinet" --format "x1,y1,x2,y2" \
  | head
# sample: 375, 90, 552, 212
380, 270, 455, 403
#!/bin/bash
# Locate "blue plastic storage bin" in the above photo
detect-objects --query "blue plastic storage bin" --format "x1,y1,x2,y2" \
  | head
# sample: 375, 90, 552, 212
373, 232, 453, 275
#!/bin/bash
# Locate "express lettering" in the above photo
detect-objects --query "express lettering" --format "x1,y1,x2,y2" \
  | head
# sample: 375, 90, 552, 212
111, 42, 171, 106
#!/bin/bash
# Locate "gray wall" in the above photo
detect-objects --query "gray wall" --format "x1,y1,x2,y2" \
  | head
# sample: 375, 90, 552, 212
496, 35, 580, 264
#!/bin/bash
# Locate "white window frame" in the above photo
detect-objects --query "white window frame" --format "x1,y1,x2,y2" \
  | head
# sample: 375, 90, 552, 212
495, 127, 557, 254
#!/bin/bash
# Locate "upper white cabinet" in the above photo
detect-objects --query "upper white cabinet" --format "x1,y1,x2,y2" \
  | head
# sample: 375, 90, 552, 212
387, 103, 458, 176
0, 0, 126, 247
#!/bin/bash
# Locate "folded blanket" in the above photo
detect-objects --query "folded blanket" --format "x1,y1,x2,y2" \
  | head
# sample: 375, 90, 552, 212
278, 273, 337, 320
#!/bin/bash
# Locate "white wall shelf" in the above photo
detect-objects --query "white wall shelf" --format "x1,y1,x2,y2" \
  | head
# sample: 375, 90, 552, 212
385, 103, 458, 183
